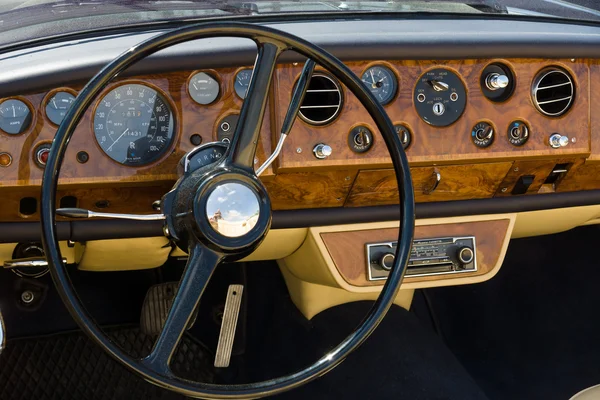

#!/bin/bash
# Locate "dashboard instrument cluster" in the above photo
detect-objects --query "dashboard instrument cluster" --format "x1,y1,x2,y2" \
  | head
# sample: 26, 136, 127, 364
0, 58, 599, 221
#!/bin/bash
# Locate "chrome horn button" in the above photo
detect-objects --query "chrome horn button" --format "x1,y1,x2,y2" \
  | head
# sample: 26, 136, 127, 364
205, 182, 260, 238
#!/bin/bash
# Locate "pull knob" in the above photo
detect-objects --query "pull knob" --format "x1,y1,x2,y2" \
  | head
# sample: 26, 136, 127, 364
429, 80, 449, 92
549, 133, 569, 149
457, 247, 474, 265
379, 253, 395, 271
313, 143, 332, 159
485, 73, 509, 90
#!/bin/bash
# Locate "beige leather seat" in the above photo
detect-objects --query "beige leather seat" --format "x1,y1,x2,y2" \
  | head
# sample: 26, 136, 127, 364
571, 384, 600, 399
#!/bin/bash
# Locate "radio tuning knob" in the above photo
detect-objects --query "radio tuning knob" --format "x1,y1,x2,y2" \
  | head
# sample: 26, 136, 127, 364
485, 73, 510, 91
457, 247, 474, 266
379, 253, 395, 271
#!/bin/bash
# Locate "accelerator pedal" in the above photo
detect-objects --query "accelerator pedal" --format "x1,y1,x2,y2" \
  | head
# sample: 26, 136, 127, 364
140, 282, 197, 336
214, 285, 244, 368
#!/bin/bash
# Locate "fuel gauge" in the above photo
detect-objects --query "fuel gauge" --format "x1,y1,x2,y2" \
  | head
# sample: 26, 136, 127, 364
234, 69, 253, 99
46, 91, 76, 125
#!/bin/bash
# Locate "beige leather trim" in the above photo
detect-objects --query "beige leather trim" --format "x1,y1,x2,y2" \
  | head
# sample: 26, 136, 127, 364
281, 214, 516, 293
78, 237, 171, 271
169, 228, 308, 261
513, 205, 600, 238
279, 261, 414, 319
570, 384, 600, 400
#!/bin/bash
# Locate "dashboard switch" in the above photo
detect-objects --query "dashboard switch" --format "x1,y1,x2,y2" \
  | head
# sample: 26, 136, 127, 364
549, 133, 569, 149
485, 73, 509, 90
471, 122, 494, 148
348, 125, 374, 153
508, 121, 529, 146
313, 143, 332, 159
0, 152, 12, 167
33, 143, 52, 168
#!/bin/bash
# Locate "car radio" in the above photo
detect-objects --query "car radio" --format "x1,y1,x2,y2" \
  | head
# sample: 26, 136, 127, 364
366, 236, 477, 280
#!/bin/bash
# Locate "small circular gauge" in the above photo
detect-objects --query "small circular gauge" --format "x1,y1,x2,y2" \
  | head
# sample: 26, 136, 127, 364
0, 99, 32, 134
414, 68, 467, 127
45, 91, 76, 125
188, 72, 220, 105
361, 65, 398, 105
234, 69, 253, 99
93, 83, 175, 166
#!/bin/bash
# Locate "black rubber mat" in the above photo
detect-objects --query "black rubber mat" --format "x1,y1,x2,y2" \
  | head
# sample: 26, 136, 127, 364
0, 326, 215, 400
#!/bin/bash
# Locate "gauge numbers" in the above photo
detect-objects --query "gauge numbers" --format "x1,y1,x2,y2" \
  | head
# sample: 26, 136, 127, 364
93, 84, 175, 166
361, 65, 398, 105
234, 69, 253, 99
188, 72, 220, 105
0, 99, 32, 134
46, 91, 76, 125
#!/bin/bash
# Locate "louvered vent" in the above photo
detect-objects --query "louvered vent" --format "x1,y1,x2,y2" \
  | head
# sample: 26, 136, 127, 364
298, 73, 343, 125
532, 67, 575, 117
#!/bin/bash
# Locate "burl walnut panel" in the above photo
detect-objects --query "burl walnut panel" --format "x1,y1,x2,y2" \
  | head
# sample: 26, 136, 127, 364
345, 162, 513, 207
0, 68, 273, 188
321, 219, 511, 287
275, 59, 590, 172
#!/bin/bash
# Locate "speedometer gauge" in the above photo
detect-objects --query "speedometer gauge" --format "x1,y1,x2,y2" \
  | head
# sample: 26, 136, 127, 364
361, 65, 398, 105
93, 84, 175, 166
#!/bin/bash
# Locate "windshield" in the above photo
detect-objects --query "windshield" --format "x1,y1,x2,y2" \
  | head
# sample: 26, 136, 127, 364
0, 1, 599, 48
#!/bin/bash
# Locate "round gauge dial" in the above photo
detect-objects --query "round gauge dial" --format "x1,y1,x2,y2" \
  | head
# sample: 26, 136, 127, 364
188, 72, 220, 105
0, 99, 32, 134
361, 65, 398, 105
46, 91, 76, 125
234, 69, 253, 99
93, 84, 175, 166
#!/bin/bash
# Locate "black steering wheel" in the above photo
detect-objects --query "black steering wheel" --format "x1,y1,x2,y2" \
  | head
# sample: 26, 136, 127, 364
40, 22, 415, 399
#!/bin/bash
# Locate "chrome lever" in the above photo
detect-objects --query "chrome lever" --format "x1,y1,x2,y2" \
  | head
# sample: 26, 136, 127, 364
56, 208, 165, 221
0, 309, 4, 353
4, 257, 67, 269
256, 59, 315, 176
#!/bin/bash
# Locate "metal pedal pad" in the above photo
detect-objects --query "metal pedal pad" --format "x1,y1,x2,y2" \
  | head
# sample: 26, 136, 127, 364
214, 285, 244, 368
140, 282, 197, 336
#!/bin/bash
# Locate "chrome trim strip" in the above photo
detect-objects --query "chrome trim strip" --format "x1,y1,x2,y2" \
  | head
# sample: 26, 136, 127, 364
87, 211, 165, 221
0, 310, 5, 353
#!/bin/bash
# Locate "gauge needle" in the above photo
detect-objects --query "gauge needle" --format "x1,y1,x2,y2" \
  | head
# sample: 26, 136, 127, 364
12, 105, 15, 117
108, 128, 129, 151
192, 83, 198, 90
52, 98, 58, 108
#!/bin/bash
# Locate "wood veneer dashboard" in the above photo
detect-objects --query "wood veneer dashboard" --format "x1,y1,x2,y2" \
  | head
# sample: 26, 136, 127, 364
1, 58, 599, 222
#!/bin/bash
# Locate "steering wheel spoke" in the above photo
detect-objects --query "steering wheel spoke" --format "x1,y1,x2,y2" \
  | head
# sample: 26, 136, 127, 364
142, 243, 222, 376
225, 39, 285, 172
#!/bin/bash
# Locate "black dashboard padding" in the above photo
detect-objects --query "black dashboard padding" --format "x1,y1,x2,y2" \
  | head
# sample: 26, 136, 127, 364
2, 189, 600, 242
3, 18, 600, 97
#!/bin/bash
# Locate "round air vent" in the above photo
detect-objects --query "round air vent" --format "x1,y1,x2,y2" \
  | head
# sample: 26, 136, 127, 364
298, 73, 343, 125
531, 67, 575, 117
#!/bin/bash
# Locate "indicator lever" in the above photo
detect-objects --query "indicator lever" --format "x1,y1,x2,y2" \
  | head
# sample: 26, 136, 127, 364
256, 59, 316, 176
56, 208, 165, 221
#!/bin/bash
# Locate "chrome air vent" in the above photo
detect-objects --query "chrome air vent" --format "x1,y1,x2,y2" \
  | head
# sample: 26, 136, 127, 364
532, 67, 575, 117
298, 73, 343, 125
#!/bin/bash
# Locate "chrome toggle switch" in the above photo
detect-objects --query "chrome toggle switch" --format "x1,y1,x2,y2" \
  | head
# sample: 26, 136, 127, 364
313, 143, 332, 159
485, 73, 509, 90
549, 133, 569, 149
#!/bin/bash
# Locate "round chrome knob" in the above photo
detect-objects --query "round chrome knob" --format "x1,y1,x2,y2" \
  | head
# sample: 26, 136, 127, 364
549, 133, 569, 149
485, 73, 509, 90
313, 143, 332, 159
379, 253, 395, 271
457, 247, 474, 265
